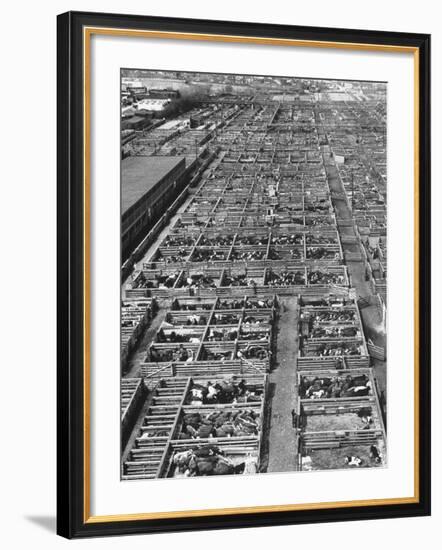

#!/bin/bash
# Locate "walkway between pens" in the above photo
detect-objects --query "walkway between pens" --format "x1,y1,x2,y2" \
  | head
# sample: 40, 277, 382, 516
266, 296, 299, 473
322, 149, 387, 395
125, 308, 168, 378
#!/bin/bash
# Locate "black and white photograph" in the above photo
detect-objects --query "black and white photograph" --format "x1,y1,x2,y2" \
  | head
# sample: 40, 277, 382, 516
0, 0, 435, 544
120, 69, 387, 480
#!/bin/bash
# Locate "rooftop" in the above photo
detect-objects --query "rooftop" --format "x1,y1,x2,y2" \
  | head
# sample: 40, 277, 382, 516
122, 156, 185, 215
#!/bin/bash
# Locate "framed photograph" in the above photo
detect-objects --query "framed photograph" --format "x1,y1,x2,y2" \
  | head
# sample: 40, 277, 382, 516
57, 11, 431, 539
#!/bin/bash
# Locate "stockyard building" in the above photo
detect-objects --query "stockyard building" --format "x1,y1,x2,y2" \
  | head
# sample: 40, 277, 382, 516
122, 156, 186, 261
120, 72, 387, 480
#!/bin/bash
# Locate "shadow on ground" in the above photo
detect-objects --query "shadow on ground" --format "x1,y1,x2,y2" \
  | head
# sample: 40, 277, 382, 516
25, 515, 56, 533
259, 381, 276, 473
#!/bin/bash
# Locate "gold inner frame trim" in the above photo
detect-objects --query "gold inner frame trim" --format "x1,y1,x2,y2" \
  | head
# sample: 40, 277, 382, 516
82, 26, 420, 524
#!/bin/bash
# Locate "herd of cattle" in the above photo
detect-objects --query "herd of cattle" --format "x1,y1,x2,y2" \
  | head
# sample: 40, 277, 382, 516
120, 90, 387, 478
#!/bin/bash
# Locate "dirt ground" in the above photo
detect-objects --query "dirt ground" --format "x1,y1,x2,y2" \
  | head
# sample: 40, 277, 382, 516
307, 444, 384, 470
265, 296, 300, 472
305, 413, 366, 432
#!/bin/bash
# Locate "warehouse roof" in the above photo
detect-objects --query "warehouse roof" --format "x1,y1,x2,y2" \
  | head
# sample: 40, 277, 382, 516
126, 115, 146, 124
122, 156, 185, 215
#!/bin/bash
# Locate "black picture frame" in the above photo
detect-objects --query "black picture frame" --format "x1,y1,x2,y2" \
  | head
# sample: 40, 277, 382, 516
57, 10, 431, 539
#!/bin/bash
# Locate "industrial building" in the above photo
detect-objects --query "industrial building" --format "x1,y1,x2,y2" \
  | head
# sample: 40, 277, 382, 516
122, 156, 186, 260
120, 72, 387, 480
